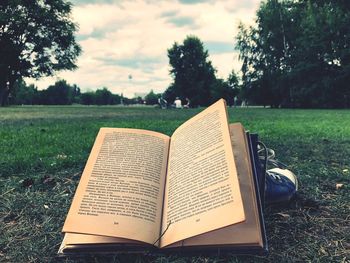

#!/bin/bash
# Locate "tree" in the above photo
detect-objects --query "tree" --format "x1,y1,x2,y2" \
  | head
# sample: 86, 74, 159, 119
288, 0, 350, 108
40, 80, 74, 105
236, 0, 350, 108
80, 92, 95, 105
111, 94, 121, 105
165, 35, 217, 107
211, 71, 240, 106
0, 0, 81, 106
80, 89, 121, 105
95, 87, 113, 105
11, 79, 39, 105
236, 1, 294, 107
145, 90, 159, 105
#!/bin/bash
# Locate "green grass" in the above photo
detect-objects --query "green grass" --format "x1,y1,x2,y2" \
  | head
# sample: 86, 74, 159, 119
1, 105, 349, 262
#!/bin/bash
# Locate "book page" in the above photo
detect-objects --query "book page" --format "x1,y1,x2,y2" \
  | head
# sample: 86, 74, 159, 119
63, 128, 170, 245
166, 123, 263, 249
62, 233, 143, 245
160, 99, 245, 247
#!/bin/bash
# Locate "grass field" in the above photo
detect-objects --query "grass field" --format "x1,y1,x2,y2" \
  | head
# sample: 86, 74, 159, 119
0, 105, 349, 263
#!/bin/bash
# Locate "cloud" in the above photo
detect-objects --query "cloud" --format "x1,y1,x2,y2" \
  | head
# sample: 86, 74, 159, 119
166, 16, 197, 28
209, 51, 241, 79
204, 41, 234, 54
97, 57, 162, 70
71, 0, 122, 6
160, 10, 178, 18
27, 0, 260, 98
178, 0, 212, 4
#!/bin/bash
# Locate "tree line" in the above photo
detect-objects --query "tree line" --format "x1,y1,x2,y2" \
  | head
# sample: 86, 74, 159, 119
236, 0, 350, 108
2, 0, 349, 108
1, 1, 237, 108
7, 33, 240, 108
10, 79, 163, 106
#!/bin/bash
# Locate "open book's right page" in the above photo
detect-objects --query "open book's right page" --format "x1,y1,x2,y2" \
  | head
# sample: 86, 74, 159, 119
160, 99, 245, 247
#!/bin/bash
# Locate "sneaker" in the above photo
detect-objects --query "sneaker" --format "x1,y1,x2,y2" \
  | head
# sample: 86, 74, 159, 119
265, 168, 298, 205
258, 143, 298, 205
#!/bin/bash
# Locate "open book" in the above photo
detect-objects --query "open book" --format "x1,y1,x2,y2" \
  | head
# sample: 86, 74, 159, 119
60, 99, 267, 255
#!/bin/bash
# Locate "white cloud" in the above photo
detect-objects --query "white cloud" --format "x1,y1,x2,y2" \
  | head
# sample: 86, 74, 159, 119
27, 0, 260, 98
210, 51, 241, 79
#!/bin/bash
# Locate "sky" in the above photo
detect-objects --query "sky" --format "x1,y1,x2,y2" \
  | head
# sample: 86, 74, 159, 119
28, 0, 261, 98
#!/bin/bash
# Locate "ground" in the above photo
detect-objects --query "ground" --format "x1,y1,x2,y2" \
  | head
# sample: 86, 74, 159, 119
0, 105, 349, 263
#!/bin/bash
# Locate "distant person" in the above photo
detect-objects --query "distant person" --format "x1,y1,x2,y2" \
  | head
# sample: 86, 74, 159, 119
158, 97, 167, 109
183, 97, 190, 109
174, 97, 182, 109
234, 96, 238, 108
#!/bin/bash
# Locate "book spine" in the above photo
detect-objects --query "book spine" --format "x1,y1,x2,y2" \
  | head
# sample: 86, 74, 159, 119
246, 132, 269, 255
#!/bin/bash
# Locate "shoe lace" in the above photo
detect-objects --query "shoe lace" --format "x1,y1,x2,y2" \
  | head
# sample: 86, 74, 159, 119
267, 171, 281, 181
257, 142, 287, 172
257, 141, 286, 193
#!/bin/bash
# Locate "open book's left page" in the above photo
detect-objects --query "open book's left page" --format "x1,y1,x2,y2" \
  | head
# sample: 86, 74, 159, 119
63, 128, 170, 245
